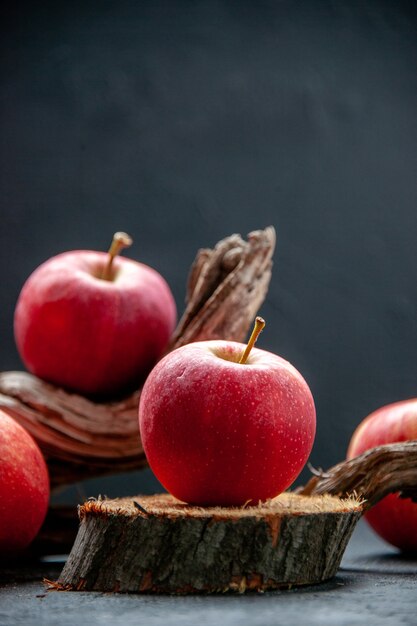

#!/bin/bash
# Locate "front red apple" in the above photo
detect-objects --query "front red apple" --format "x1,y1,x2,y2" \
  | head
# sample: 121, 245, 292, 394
139, 339, 316, 506
347, 399, 417, 552
0, 410, 50, 554
14, 238, 176, 397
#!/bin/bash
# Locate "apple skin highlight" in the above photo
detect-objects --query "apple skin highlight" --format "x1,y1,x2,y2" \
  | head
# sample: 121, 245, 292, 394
14, 250, 177, 397
0, 410, 50, 554
139, 340, 316, 506
348, 399, 417, 552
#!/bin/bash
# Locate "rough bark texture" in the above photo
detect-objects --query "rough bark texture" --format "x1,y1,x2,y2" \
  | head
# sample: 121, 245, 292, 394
56, 493, 362, 593
170, 226, 276, 347
54, 441, 417, 594
299, 441, 417, 508
0, 227, 275, 490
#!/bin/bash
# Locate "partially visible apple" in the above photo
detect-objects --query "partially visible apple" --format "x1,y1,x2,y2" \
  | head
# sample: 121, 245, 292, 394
14, 233, 177, 396
347, 399, 417, 552
139, 318, 316, 506
0, 410, 50, 554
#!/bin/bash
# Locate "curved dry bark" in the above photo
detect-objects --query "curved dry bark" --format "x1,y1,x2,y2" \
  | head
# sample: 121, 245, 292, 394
298, 441, 417, 508
0, 227, 276, 489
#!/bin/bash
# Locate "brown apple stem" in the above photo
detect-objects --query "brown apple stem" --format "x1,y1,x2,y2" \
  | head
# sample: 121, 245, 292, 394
101, 232, 133, 281
239, 316, 266, 364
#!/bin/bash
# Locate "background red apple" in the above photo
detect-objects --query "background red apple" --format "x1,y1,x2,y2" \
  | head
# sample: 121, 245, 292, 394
139, 328, 316, 506
0, 410, 50, 554
347, 399, 417, 552
14, 233, 177, 396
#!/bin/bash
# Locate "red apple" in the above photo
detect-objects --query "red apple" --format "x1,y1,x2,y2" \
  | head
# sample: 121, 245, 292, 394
0, 410, 50, 554
139, 319, 316, 506
14, 233, 177, 396
347, 399, 417, 552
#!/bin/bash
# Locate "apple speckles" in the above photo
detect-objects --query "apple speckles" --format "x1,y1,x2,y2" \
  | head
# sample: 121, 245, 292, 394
0, 411, 50, 553
15, 250, 177, 396
139, 339, 316, 506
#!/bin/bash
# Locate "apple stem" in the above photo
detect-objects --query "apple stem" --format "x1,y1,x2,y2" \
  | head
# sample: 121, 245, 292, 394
101, 232, 133, 280
239, 316, 266, 364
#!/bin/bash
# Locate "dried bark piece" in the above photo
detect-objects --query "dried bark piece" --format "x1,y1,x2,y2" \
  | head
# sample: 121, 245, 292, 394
56, 492, 363, 593
0, 376, 143, 487
0, 227, 275, 489
171, 226, 276, 347
298, 441, 417, 508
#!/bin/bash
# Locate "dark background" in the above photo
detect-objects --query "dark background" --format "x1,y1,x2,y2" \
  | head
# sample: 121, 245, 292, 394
1, 0, 417, 501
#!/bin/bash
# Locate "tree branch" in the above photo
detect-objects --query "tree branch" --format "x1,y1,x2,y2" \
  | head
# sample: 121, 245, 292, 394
299, 441, 417, 508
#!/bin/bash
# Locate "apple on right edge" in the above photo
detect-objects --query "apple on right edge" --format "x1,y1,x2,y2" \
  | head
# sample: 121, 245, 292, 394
347, 399, 417, 552
139, 317, 316, 506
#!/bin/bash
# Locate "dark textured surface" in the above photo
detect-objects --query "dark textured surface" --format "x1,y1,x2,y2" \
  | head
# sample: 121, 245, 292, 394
0, 521, 416, 625
1, 1, 417, 478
